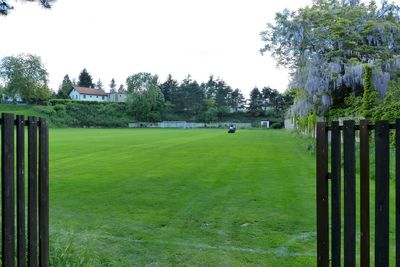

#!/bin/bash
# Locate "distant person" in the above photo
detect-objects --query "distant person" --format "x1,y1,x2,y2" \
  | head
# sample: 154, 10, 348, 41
228, 124, 236, 133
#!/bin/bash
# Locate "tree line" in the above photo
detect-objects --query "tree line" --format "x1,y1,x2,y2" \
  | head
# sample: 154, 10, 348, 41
0, 54, 294, 125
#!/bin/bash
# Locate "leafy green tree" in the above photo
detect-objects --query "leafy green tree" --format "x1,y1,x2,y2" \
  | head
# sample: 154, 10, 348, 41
57, 74, 74, 99
261, 87, 279, 110
126, 72, 158, 93
127, 72, 164, 122
110, 78, 117, 93
0, 54, 51, 103
78, 68, 94, 88
261, 0, 400, 116
248, 87, 264, 116
371, 75, 400, 121
0, 0, 55, 15
202, 76, 232, 116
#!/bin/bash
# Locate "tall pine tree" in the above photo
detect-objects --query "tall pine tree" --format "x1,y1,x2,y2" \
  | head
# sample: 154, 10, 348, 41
110, 78, 117, 93
248, 87, 264, 116
78, 68, 94, 88
96, 79, 104, 90
57, 74, 74, 99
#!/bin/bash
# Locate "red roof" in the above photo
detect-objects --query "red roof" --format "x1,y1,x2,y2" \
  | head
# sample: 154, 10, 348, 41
74, 87, 107, 96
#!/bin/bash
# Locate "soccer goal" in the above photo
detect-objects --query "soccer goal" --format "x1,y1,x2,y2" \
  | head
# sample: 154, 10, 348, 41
159, 121, 188, 128
260, 120, 270, 128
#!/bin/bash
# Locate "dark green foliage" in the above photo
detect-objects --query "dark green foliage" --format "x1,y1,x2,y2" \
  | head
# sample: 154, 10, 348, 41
0, 54, 51, 103
261, 0, 400, 117
35, 101, 131, 127
118, 84, 126, 93
159, 74, 178, 102
95, 79, 103, 90
77, 68, 94, 88
172, 75, 206, 117
361, 65, 378, 119
57, 74, 74, 99
229, 88, 246, 112
248, 87, 263, 116
109, 78, 117, 93
371, 76, 400, 122
126, 72, 165, 122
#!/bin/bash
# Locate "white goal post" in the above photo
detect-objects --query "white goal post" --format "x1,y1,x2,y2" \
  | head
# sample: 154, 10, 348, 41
159, 121, 188, 128
260, 120, 270, 128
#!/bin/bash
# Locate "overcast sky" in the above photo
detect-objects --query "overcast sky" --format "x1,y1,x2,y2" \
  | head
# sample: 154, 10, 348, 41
0, 0, 344, 95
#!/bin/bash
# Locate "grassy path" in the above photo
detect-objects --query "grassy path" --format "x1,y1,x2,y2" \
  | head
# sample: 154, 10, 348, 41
49, 129, 316, 266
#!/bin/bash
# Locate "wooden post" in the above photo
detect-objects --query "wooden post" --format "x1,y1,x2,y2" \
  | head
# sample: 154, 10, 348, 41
397, 119, 400, 267
360, 120, 370, 267
28, 116, 38, 267
344, 120, 356, 267
17, 115, 27, 267
317, 122, 329, 267
375, 121, 390, 267
331, 121, 341, 267
2, 113, 15, 266
39, 119, 49, 267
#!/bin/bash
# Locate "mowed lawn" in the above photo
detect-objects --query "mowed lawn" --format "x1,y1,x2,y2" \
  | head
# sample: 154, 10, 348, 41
49, 129, 316, 266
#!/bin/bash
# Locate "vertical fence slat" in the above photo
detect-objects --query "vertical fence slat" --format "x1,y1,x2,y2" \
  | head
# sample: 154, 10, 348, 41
344, 120, 356, 267
331, 121, 341, 267
17, 115, 27, 267
39, 119, 49, 267
397, 119, 400, 267
2, 113, 16, 266
28, 116, 38, 267
317, 122, 329, 267
360, 120, 370, 267
375, 120, 390, 267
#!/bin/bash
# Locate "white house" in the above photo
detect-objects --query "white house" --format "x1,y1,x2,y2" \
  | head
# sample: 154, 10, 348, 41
108, 92, 128, 102
69, 87, 108, 102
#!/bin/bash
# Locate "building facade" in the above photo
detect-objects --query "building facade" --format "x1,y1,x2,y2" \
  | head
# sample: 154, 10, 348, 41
69, 87, 108, 102
69, 87, 127, 102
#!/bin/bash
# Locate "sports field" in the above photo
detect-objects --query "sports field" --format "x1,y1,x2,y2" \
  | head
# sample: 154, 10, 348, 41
50, 128, 316, 266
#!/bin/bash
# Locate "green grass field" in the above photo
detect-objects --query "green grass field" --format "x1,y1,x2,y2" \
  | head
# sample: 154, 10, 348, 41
49, 129, 316, 266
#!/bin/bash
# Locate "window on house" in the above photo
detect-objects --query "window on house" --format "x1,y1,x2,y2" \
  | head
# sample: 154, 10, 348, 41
102, 96, 104, 100
83, 94, 86, 99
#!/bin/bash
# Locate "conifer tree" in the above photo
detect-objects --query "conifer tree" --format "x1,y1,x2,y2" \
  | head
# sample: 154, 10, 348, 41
78, 68, 94, 88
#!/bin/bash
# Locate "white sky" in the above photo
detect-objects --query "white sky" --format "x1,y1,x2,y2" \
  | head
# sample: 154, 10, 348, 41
1, 0, 327, 95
